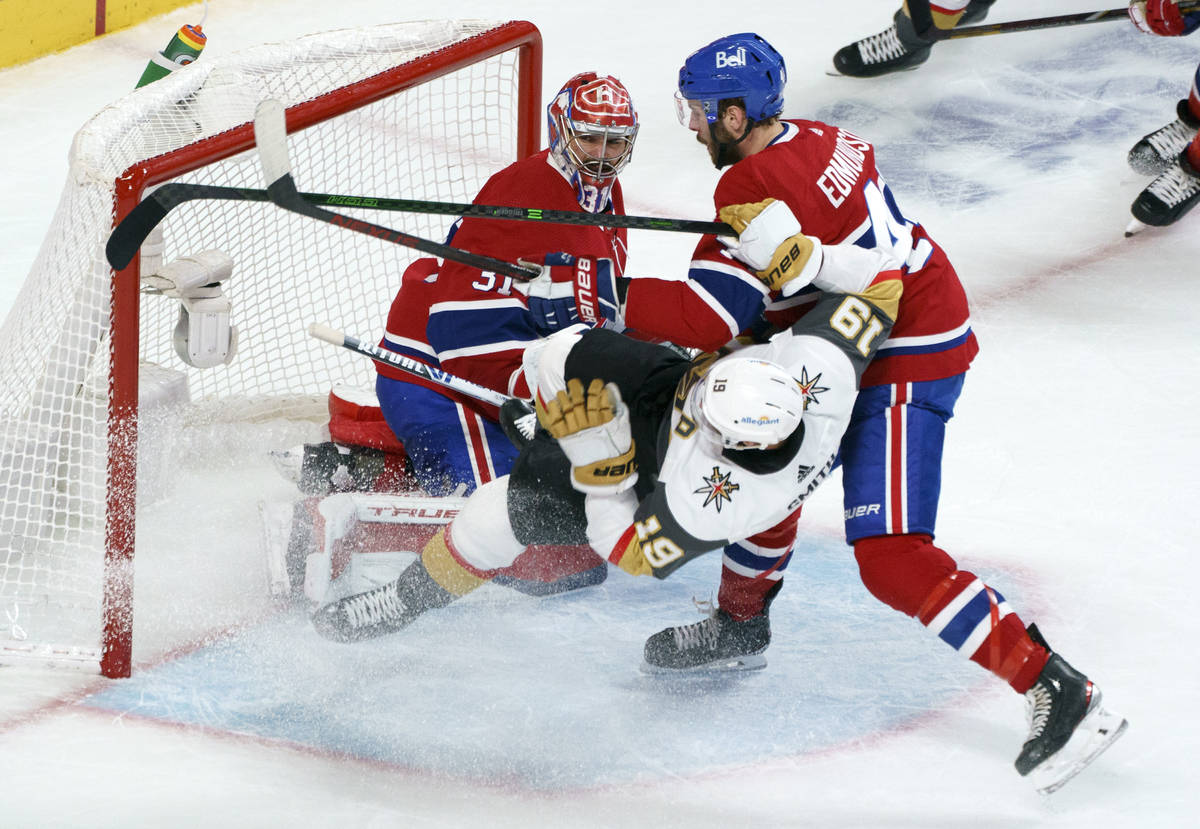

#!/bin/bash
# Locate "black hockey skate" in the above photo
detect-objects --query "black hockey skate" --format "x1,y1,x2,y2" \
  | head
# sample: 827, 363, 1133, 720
642, 608, 770, 672
831, 1, 994, 78
642, 583, 780, 673
1128, 100, 1200, 176
1014, 626, 1128, 794
832, 9, 933, 78
1130, 150, 1200, 228
310, 558, 455, 642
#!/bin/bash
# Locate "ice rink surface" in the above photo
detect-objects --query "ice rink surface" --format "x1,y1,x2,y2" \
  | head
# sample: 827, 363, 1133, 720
2, 1, 1198, 826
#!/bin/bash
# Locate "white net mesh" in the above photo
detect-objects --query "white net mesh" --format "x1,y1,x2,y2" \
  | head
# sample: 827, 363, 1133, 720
0, 20, 534, 670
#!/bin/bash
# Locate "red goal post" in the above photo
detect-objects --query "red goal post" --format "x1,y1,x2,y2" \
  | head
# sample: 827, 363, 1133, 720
0, 20, 542, 678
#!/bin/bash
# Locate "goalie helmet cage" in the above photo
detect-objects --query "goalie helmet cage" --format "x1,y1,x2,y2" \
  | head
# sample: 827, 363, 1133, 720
0, 20, 542, 678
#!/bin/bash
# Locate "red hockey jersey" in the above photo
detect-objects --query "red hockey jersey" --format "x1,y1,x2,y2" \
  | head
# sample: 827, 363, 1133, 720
623, 119, 976, 387
378, 150, 629, 417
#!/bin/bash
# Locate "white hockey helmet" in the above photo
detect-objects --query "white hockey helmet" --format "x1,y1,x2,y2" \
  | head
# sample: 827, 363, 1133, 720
693, 357, 806, 450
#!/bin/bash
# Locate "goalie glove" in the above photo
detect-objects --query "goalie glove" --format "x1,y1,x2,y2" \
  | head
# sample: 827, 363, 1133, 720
718, 199, 823, 297
515, 253, 626, 333
535, 377, 638, 495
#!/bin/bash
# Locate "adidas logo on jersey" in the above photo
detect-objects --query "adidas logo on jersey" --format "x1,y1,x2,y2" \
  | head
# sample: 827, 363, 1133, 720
715, 47, 747, 68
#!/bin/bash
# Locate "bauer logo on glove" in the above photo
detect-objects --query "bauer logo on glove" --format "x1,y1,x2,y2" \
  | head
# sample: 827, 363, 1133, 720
718, 198, 823, 296
536, 377, 638, 494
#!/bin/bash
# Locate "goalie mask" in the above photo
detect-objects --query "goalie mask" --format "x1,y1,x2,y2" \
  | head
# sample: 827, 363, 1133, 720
547, 72, 639, 213
692, 357, 805, 451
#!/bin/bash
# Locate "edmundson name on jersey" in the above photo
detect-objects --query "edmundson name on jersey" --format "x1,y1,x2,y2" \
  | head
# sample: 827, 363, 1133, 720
817, 130, 870, 209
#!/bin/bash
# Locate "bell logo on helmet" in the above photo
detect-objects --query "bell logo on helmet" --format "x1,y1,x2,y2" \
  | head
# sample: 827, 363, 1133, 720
715, 47, 747, 69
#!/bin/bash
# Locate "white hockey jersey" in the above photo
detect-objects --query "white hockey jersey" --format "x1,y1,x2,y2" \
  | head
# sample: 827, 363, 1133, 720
584, 275, 902, 578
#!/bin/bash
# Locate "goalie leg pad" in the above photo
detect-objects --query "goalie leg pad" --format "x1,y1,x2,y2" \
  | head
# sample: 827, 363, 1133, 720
327, 384, 406, 454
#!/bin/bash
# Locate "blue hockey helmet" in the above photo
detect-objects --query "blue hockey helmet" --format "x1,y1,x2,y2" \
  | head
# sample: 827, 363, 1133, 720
676, 33, 786, 126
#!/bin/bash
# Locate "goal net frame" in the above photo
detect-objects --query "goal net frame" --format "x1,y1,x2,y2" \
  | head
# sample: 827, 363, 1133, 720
0, 19, 542, 678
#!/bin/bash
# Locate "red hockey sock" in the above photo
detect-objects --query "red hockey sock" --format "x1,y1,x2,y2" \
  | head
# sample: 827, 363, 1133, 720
501, 545, 605, 582
717, 567, 781, 621
855, 534, 1049, 694
1187, 137, 1200, 171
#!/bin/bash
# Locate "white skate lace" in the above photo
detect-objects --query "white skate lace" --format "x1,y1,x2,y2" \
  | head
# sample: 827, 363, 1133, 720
1146, 119, 1197, 162
857, 25, 907, 64
1024, 682, 1053, 739
1146, 164, 1200, 207
672, 613, 721, 652
342, 582, 406, 629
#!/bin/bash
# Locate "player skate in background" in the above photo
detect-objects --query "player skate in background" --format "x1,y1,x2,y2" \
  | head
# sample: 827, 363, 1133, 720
274, 73, 640, 601
1126, 0, 1200, 229
831, 0, 997, 77
308, 242, 904, 646
563, 31, 1121, 793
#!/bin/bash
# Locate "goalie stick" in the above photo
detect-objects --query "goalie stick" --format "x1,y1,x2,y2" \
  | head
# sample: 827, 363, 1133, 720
307, 323, 537, 441
105, 182, 733, 272
246, 98, 539, 281
916, 3, 1200, 40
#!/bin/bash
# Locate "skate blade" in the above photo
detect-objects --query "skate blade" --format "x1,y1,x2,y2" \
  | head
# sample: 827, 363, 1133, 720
1124, 218, 1148, 237
1028, 704, 1129, 795
639, 653, 767, 675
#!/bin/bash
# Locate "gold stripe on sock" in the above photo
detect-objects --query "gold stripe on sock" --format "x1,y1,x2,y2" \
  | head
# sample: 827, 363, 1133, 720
421, 528, 488, 596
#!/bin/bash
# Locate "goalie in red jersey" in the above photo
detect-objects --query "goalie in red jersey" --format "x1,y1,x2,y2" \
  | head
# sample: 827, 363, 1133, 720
271, 72, 639, 602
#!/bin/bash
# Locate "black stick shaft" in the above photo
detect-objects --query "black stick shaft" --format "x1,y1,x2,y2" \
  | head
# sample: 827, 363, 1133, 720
105, 181, 732, 271
929, 4, 1200, 40
264, 175, 539, 281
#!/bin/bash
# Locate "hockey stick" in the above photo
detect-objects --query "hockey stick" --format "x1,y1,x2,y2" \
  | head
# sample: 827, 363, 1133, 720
309, 323, 510, 407
308, 323, 537, 440
922, 4, 1200, 40
105, 182, 731, 272
248, 98, 539, 282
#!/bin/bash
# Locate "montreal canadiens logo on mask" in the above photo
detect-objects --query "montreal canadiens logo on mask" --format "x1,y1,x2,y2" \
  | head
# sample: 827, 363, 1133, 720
575, 81, 633, 120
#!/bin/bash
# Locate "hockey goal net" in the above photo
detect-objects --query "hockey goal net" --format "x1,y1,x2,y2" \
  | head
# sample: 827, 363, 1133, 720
0, 20, 541, 677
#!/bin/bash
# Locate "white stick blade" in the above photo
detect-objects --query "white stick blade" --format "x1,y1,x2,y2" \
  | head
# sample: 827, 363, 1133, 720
254, 98, 292, 185
308, 323, 345, 346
